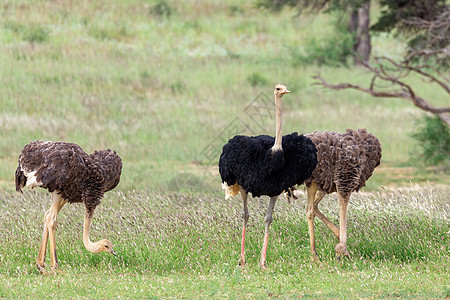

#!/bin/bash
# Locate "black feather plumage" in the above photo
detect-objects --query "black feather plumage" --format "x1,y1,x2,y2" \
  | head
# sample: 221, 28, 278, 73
219, 132, 317, 197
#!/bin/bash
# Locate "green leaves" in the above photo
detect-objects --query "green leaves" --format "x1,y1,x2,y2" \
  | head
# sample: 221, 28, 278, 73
411, 116, 450, 166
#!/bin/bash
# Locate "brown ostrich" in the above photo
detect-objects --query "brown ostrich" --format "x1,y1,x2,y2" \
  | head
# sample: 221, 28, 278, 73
294, 129, 382, 262
15, 140, 122, 273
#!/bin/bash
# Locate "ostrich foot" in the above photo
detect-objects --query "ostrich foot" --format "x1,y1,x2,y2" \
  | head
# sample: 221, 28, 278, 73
49, 268, 63, 276
239, 255, 246, 267
335, 243, 352, 260
36, 263, 46, 274
310, 253, 321, 265
260, 257, 269, 270
50, 263, 59, 272
37, 265, 62, 276
260, 255, 269, 270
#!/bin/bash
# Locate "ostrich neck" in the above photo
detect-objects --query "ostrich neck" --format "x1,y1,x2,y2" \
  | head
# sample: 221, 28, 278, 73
272, 95, 283, 151
83, 211, 103, 253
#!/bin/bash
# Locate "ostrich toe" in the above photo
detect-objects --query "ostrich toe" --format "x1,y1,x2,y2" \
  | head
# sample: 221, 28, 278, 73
335, 243, 351, 260
36, 263, 45, 274
311, 253, 321, 265
239, 255, 246, 266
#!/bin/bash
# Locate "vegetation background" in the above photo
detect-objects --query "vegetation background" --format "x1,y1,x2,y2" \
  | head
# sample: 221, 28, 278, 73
0, 0, 448, 298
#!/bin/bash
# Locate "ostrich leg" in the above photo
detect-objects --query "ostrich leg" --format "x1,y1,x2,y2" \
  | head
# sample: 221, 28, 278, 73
313, 190, 340, 239
240, 189, 249, 266
37, 192, 67, 272
335, 191, 351, 259
260, 196, 277, 269
47, 193, 67, 270
306, 183, 320, 262
36, 210, 51, 272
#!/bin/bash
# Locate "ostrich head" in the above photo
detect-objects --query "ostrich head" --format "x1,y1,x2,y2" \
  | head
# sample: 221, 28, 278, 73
273, 84, 290, 98
98, 239, 116, 255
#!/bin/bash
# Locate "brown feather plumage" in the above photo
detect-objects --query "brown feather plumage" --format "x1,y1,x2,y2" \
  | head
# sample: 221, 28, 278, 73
305, 128, 381, 197
16, 140, 122, 210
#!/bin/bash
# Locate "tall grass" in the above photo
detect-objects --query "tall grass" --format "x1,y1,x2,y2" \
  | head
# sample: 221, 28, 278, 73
0, 186, 448, 297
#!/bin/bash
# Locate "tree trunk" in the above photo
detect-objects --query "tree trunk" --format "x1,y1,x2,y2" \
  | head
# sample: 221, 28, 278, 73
349, 10, 358, 35
353, 0, 371, 65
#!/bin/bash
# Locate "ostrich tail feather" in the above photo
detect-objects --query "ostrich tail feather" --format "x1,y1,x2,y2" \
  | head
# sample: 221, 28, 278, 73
222, 182, 240, 199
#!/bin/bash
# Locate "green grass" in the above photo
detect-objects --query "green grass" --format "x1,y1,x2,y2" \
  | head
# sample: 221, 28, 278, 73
1, 265, 448, 298
0, 187, 448, 298
0, 0, 448, 191
0, 1, 449, 297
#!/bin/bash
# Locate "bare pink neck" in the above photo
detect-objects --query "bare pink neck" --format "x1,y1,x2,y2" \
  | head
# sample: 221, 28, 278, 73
83, 211, 103, 253
272, 95, 282, 151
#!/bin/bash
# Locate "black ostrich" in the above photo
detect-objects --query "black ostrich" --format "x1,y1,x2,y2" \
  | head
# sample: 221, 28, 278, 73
15, 140, 122, 273
219, 84, 317, 268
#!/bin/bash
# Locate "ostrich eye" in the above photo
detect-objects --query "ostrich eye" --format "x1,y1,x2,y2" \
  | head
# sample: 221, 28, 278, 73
105, 245, 109, 248
276, 88, 280, 91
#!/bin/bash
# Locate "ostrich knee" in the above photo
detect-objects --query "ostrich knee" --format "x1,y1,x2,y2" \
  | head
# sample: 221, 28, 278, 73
242, 212, 249, 223
45, 212, 57, 231
306, 207, 314, 221
264, 214, 273, 225
43, 210, 50, 223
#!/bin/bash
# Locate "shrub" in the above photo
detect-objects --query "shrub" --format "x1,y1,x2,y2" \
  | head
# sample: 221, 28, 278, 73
247, 72, 268, 87
411, 115, 450, 166
88, 24, 130, 41
227, 5, 245, 16
24, 26, 49, 44
4, 22, 49, 44
150, 1, 174, 19
290, 19, 354, 67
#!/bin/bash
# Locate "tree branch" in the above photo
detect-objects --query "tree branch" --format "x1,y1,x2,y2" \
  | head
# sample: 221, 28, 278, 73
405, 49, 450, 64
407, 65, 450, 93
312, 74, 450, 126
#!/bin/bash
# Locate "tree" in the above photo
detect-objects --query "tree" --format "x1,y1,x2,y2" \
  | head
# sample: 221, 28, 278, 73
313, 5, 450, 125
351, 1, 371, 64
371, 0, 447, 36
256, 0, 372, 64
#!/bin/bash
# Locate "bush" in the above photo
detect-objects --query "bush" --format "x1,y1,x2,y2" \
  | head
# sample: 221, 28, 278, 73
4, 22, 49, 44
227, 5, 245, 16
24, 26, 49, 44
247, 72, 268, 87
88, 24, 131, 41
290, 15, 354, 67
150, 1, 174, 19
255, 0, 299, 12
411, 115, 450, 166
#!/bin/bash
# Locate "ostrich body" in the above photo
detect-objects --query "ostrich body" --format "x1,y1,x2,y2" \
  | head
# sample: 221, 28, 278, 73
15, 140, 122, 272
299, 129, 381, 261
219, 85, 317, 268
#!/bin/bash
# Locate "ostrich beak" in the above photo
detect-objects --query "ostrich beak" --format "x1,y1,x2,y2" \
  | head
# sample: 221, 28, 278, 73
282, 89, 291, 94
109, 248, 117, 256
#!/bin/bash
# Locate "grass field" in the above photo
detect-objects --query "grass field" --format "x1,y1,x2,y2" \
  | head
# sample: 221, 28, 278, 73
0, 187, 448, 298
1, 0, 449, 191
1, 0, 449, 298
